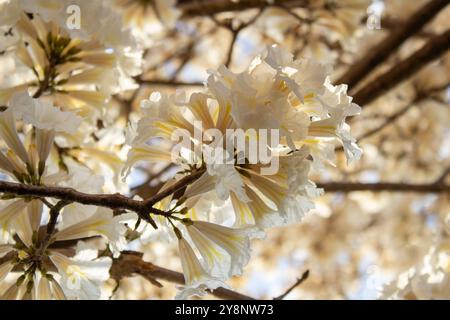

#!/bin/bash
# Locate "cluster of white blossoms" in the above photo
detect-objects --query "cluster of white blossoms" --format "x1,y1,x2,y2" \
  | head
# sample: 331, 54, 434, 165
0, 0, 142, 120
0, 0, 138, 299
0, 93, 129, 299
0, 0, 362, 301
381, 236, 450, 300
125, 45, 362, 298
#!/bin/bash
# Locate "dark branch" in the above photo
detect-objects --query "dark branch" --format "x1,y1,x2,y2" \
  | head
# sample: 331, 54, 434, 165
178, 0, 308, 17
135, 79, 204, 87
352, 28, 450, 106
354, 84, 449, 142
111, 251, 255, 300
318, 182, 450, 193
337, 0, 449, 89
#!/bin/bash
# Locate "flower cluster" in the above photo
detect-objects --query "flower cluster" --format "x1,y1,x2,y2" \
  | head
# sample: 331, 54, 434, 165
381, 237, 450, 300
0, 0, 137, 300
0, 93, 129, 299
0, 0, 142, 121
125, 44, 361, 298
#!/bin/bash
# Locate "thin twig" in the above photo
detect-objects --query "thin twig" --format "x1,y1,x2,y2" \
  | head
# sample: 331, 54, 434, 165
35, 200, 72, 257
135, 79, 204, 87
354, 83, 449, 142
274, 270, 310, 300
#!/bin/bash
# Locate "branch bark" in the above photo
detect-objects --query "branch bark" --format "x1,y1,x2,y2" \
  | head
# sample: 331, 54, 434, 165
111, 251, 255, 300
337, 0, 449, 89
1, 178, 448, 220
135, 79, 204, 87
317, 182, 450, 193
177, 0, 308, 17
0, 180, 163, 228
274, 270, 309, 300
351, 83, 449, 143
352, 28, 450, 107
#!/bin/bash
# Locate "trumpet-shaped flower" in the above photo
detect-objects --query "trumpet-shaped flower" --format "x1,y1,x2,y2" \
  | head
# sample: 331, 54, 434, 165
55, 208, 127, 258
175, 237, 225, 300
50, 242, 112, 300
186, 221, 259, 277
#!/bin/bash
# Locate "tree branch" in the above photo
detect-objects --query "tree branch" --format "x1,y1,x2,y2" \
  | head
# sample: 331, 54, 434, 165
317, 182, 450, 193
337, 0, 449, 89
215, 8, 265, 67
135, 79, 204, 87
143, 169, 206, 207
0, 181, 162, 228
353, 83, 449, 142
274, 270, 309, 300
177, 0, 308, 17
352, 28, 450, 106
111, 251, 255, 300
35, 200, 72, 259
1, 178, 447, 227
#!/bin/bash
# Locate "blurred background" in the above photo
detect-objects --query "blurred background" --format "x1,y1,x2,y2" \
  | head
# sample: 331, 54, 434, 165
106, 0, 450, 300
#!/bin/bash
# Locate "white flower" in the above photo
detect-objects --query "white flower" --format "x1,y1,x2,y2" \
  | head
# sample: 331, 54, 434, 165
10, 93, 82, 134
133, 91, 193, 143
12, 207, 34, 247
55, 208, 127, 258
231, 186, 282, 229
183, 146, 250, 203
33, 273, 53, 300
175, 237, 225, 300
0, 0, 21, 27
309, 78, 363, 163
50, 242, 112, 300
264, 44, 328, 101
123, 143, 174, 178
204, 147, 250, 202
186, 221, 258, 277
0, 199, 28, 242
1, 279, 27, 300
0, 259, 14, 283
0, 108, 29, 165
0, 151, 14, 174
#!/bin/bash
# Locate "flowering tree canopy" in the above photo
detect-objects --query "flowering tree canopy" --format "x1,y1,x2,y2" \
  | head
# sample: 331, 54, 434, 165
0, 0, 449, 300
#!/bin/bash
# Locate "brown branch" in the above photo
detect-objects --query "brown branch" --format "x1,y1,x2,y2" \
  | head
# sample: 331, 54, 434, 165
0, 180, 145, 211
0, 180, 162, 228
337, 0, 449, 89
352, 28, 450, 106
317, 182, 450, 193
35, 200, 72, 258
274, 270, 309, 300
0, 170, 206, 229
354, 83, 449, 142
136, 79, 204, 87
143, 169, 206, 206
436, 167, 450, 185
210, 8, 265, 67
131, 164, 176, 193
224, 27, 241, 68
111, 251, 255, 300
1, 178, 447, 221
178, 0, 308, 17
380, 16, 437, 38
